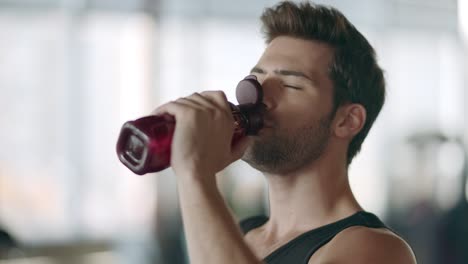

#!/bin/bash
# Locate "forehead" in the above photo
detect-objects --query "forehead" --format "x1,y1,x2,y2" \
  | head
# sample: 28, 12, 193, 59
258, 36, 334, 76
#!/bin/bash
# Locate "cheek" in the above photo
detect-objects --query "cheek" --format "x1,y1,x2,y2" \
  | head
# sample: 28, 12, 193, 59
275, 104, 314, 128
282, 94, 317, 116
277, 96, 332, 127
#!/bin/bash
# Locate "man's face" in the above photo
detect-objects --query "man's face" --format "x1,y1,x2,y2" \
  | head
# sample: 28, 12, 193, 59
241, 36, 336, 174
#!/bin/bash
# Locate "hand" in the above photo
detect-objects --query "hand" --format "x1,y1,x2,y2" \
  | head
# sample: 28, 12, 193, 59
152, 91, 253, 179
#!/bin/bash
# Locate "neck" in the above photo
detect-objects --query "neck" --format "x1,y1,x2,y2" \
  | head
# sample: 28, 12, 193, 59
262, 154, 362, 237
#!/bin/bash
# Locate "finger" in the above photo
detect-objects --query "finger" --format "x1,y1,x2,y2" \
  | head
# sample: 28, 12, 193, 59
151, 95, 207, 116
189, 92, 233, 122
151, 100, 195, 118
177, 95, 227, 120
151, 101, 174, 116
186, 92, 220, 110
175, 97, 207, 110
200, 91, 232, 115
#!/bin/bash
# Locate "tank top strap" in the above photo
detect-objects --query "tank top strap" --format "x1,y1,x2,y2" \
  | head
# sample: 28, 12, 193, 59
239, 215, 269, 235
240, 211, 391, 264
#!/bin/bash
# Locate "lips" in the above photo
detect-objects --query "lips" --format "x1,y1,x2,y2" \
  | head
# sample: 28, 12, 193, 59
260, 114, 275, 129
259, 123, 274, 134
262, 121, 275, 128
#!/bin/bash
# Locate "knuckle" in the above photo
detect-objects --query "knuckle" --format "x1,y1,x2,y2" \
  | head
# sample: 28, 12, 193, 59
200, 91, 210, 97
214, 90, 226, 99
202, 90, 226, 101
175, 97, 186, 102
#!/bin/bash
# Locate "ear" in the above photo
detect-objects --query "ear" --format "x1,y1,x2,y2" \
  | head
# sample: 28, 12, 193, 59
333, 104, 366, 139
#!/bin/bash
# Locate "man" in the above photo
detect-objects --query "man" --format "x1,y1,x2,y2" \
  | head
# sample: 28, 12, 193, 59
153, 1, 417, 263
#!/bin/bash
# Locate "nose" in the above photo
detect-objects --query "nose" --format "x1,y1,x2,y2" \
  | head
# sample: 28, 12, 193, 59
259, 76, 281, 110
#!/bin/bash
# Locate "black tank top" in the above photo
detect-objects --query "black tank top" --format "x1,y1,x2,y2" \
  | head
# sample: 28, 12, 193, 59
240, 211, 388, 264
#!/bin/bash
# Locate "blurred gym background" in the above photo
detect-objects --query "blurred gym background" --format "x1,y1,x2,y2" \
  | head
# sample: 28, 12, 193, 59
0, 0, 467, 263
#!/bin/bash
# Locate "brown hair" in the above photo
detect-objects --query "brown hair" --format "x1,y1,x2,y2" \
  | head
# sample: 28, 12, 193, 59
261, 1, 386, 165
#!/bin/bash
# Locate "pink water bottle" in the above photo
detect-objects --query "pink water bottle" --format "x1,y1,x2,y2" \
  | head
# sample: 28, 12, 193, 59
116, 75, 265, 175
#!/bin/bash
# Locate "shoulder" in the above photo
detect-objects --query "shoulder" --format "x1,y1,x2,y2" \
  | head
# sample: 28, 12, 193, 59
309, 226, 417, 264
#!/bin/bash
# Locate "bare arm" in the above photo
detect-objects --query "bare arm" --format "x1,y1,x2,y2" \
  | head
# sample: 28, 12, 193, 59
177, 175, 261, 264
151, 91, 261, 264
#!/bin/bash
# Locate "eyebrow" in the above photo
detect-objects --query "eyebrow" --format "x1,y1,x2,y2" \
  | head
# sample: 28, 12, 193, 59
250, 66, 315, 83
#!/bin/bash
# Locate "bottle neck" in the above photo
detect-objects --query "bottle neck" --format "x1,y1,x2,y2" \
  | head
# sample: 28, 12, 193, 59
231, 104, 248, 136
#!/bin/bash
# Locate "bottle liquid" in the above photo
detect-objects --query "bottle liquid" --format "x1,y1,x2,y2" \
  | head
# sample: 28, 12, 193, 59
116, 75, 264, 175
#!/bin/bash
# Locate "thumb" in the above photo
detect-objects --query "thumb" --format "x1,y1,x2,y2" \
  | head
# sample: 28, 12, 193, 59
231, 136, 253, 161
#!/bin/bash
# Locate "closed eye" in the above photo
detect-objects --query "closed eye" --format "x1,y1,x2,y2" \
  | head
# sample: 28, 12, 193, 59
285, 85, 302, 90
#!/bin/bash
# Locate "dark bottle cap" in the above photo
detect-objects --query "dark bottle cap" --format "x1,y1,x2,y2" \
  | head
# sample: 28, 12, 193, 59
236, 75, 263, 105
235, 75, 265, 135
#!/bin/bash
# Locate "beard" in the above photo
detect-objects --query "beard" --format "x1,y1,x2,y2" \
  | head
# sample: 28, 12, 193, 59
241, 113, 333, 175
